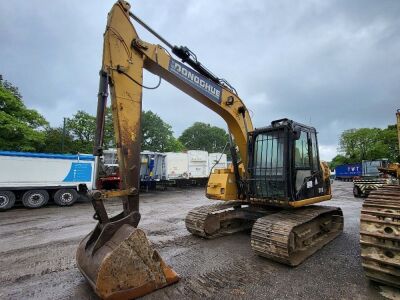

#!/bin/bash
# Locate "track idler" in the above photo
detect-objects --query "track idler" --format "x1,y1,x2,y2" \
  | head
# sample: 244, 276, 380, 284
76, 190, 179, 299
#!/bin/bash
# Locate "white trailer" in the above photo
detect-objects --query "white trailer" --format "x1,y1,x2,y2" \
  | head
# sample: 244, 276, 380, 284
0, 151, 95, 211
208, 153, 228, 173
187, 150, 209, 179
165, 152, 189, 180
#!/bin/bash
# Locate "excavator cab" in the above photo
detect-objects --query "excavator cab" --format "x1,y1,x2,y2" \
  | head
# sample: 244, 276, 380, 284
248, 119, 330, 206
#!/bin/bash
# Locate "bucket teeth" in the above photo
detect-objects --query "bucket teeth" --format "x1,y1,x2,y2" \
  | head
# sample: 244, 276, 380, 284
76, 224, 179, 300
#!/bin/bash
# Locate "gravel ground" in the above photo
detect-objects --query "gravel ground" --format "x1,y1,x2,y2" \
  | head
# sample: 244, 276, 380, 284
0, 181, 398, 300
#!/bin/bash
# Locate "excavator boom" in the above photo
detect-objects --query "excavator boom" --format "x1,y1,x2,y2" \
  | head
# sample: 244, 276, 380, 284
77, 1, 252, 298
77, 1, 344, 298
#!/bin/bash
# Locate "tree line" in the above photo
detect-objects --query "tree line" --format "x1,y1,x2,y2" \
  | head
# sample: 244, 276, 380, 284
330, 125, 399, 168
0, 75, 229, 155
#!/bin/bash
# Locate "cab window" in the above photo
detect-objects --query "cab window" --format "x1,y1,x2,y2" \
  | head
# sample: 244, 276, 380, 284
310, 132, 319, 171
295, 131, 310, 168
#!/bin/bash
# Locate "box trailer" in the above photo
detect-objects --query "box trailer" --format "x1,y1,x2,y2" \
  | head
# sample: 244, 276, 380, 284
361, 159, 389, 177
140, 151, 167, 181
0, 151, 95, 211
208, 153, 228, 173
165, 152, 189, 180
335, 163, 362, 181
188, 150, 209, 179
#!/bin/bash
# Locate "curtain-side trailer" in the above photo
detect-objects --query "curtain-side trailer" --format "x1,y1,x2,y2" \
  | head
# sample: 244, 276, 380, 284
334, 163, 362, 181
0, 151, 95, 211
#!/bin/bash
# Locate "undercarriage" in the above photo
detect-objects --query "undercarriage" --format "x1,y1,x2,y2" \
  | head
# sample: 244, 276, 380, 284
186, 202, 343, 266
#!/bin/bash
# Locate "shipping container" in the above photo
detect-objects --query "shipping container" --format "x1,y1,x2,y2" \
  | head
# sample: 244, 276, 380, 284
0, 151, 95, 210
165, 152, 189, 180
335, 163, 362, 181
188, 150, 209, 179
208, 153, 228, 173
361, 159, 389, 177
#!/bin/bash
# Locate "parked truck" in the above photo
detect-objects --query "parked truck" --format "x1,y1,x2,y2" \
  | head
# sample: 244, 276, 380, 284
140, 151, 167, 190
0, 151, 95, 211
165, 151, 227, 186
187, 150, 209, 185
99, 149, 169, 191
334, 163, 362, 181
353, 159, 389, 197
98, 148, 120, 190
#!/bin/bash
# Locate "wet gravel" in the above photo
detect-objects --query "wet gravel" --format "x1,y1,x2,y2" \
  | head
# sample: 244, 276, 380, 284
0, 181, 398, 299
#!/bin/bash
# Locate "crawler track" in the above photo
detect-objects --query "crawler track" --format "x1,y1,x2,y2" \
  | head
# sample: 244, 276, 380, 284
251, 206, 343, 266
185, 202, 274, 239
186, 202, 344, 266
360, 185, 400, 288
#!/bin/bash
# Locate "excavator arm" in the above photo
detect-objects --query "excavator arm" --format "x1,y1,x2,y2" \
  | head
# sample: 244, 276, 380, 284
93, 0, 256, 208
99, 0, 253, 200
77, 1, 253, 299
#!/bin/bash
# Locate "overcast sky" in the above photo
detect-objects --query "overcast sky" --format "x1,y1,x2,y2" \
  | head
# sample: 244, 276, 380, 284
1, 0, 399, 160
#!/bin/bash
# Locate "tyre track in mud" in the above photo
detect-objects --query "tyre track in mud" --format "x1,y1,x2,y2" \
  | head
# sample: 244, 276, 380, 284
0, 237, 87, 300
0, 188, 208, 300
0, 184, 391, 299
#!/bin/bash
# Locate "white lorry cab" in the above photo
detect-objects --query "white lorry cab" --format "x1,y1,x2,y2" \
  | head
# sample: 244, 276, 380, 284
0, 151, 95, 211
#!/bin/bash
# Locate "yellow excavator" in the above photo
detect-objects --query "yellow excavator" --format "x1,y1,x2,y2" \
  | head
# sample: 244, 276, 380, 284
360, 109, 400, 288
76, 1, 343, 298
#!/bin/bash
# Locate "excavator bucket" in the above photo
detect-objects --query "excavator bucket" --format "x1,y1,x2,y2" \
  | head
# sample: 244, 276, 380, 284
76, 226, 179, 300
76, 209, 179, 299
75, 1, 181, 298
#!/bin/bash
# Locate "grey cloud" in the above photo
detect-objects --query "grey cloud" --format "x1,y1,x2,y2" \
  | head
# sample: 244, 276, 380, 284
1, 0, 399, 160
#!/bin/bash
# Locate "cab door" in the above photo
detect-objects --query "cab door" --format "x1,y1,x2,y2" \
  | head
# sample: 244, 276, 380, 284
293, 129, 323, 200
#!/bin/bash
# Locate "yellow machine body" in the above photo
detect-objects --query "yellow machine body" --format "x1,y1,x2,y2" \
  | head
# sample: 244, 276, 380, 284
76, 1, 335, 299
207, 166, 242, 200
207, 161, 332, 207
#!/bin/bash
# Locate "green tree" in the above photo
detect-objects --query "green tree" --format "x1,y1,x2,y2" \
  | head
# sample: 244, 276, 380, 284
40, 107, 114, 154
329, 154, 349, 169
337, 125, 398, 163
104, 107, 116, 149
44, 109, 181, 154
179, 122, 229, 153
40, 126, 75, 153
381, 124, 400, 162
0, 75, 48, 151
66, 110, 96, 153
340, 128, 381, 161
141, 110, 184, 152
